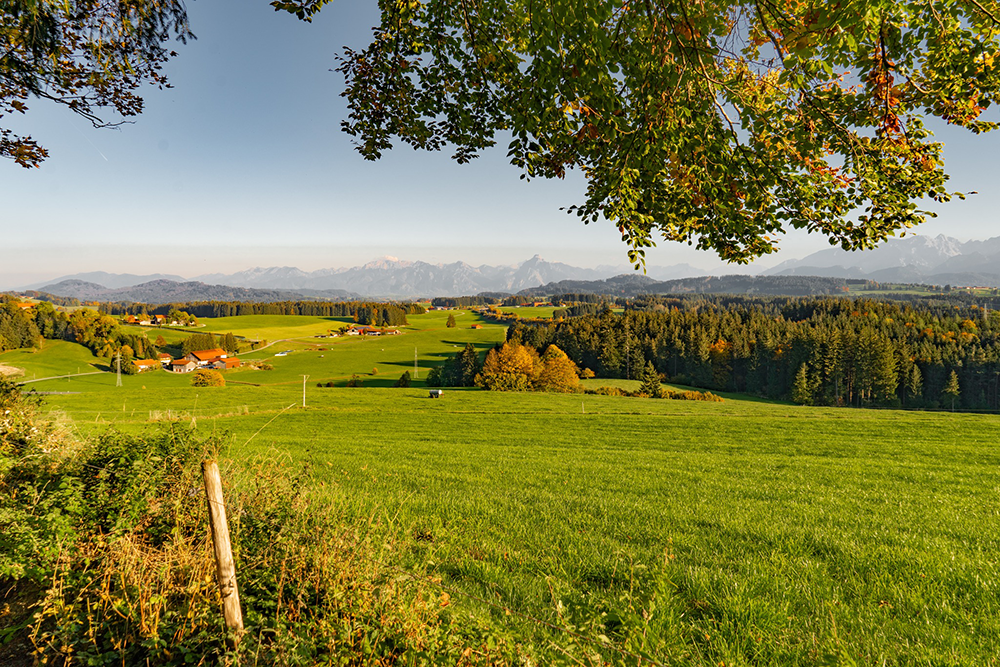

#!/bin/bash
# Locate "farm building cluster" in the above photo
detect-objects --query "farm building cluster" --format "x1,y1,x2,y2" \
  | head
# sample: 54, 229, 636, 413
133, 348, 241, 373
315, 324, 403, 338
123, 314, 195, 326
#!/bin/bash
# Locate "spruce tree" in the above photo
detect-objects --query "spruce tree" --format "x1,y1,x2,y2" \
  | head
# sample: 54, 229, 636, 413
446, 313, 457, 328
638, 361, 662, 398
943, 370, 961, 411
906, 364, 923, 407
457, 343, 481, 386
792, 363, 812, 405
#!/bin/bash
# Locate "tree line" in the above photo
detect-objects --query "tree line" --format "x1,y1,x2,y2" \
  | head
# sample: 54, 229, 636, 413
98, 300, 425, 325
506, 297, 1000, 411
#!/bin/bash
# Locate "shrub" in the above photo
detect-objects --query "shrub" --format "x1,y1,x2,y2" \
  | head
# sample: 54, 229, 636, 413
668, 390, 723, 402
346, 374, 363, 388
191, 370, 225, 387
1, 404, 511, 664
394, 371, 412, 388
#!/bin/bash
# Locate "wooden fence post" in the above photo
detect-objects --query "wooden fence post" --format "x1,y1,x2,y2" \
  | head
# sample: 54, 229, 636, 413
202, 460, 244, 643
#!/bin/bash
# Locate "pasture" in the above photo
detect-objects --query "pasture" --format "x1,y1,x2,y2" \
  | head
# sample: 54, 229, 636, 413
3, 311, 1000, 663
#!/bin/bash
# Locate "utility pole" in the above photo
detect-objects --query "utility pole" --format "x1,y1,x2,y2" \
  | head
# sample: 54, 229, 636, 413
301, 375, 309, 408
116, 351, 122, 387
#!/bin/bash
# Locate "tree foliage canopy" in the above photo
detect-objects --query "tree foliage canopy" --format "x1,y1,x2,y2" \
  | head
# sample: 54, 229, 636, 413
1, 0, 192, 167
276, 0, 1000, 264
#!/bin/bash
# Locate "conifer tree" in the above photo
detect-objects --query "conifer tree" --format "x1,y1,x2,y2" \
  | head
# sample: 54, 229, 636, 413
638, 361, 662, 398
943, 370, 961, 411
906, 364, 924, 407
446, 313, 457, 328
792, 364, 812, 406
456, 343, 481, 387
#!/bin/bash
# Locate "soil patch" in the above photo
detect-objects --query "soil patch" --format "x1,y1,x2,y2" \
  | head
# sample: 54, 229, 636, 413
0, 364, 24, 378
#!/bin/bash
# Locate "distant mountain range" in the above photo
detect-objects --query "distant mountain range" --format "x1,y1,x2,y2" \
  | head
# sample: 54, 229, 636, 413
764, 234, 1000, 286
36, 279, 359, 304
519, 274, 859, 298
28, 255, 715, 300
21, 234, 1000, 303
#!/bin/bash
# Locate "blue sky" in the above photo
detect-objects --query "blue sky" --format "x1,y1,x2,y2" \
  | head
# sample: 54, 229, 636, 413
2, 1, 999, 289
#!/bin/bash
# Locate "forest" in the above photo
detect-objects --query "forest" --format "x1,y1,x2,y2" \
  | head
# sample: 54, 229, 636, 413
507, 296, 1000, 410
96, 300, 425, 324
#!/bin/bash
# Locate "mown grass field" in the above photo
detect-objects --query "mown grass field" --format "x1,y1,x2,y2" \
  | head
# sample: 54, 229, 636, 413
4, 312, 1000, 663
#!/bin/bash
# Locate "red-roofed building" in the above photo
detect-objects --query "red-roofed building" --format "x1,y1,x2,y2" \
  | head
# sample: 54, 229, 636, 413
157, 353, 172, 365
210, 357, 241, 370
186, 349, 227, 364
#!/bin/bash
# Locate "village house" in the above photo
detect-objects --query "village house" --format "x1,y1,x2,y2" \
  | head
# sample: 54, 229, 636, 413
346, 325, 400, 336
171, 359, 198, 373
132, 359, 160, 372
157, 353, 172, 365
185, 348, 227, 364
167, 348, 241, 373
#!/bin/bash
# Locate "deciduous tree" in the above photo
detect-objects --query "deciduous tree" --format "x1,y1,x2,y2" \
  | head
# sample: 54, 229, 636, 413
277, 0, 1000, 264
536, 344, 580, 393
191, 369, 224, 387
2, 0, 192, 167
476, 341, 538, 391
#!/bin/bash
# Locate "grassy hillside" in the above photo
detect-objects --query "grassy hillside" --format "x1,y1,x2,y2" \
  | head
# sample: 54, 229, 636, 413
3, 311, 1000, 662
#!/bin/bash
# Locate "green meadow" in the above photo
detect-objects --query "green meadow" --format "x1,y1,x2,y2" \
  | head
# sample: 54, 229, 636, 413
4, 311, 1000, 662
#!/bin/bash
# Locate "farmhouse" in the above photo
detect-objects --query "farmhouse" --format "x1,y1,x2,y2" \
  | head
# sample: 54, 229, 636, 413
209, 358, 241, 370
471, 324, 483, 329
171, 359, 198, 373
157, 353, 172, 365
346, 325, 401, 336
132, 359, 160, 372
186, 348, 227, 363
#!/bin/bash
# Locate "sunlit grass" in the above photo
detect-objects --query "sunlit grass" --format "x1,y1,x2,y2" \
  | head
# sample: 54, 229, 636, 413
6, 312, 1000, 661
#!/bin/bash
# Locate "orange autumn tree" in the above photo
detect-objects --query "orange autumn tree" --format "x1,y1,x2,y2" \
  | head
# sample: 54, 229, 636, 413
476, 342, 581, 392
476, 342, 540, 391
535, 345, 581, 393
